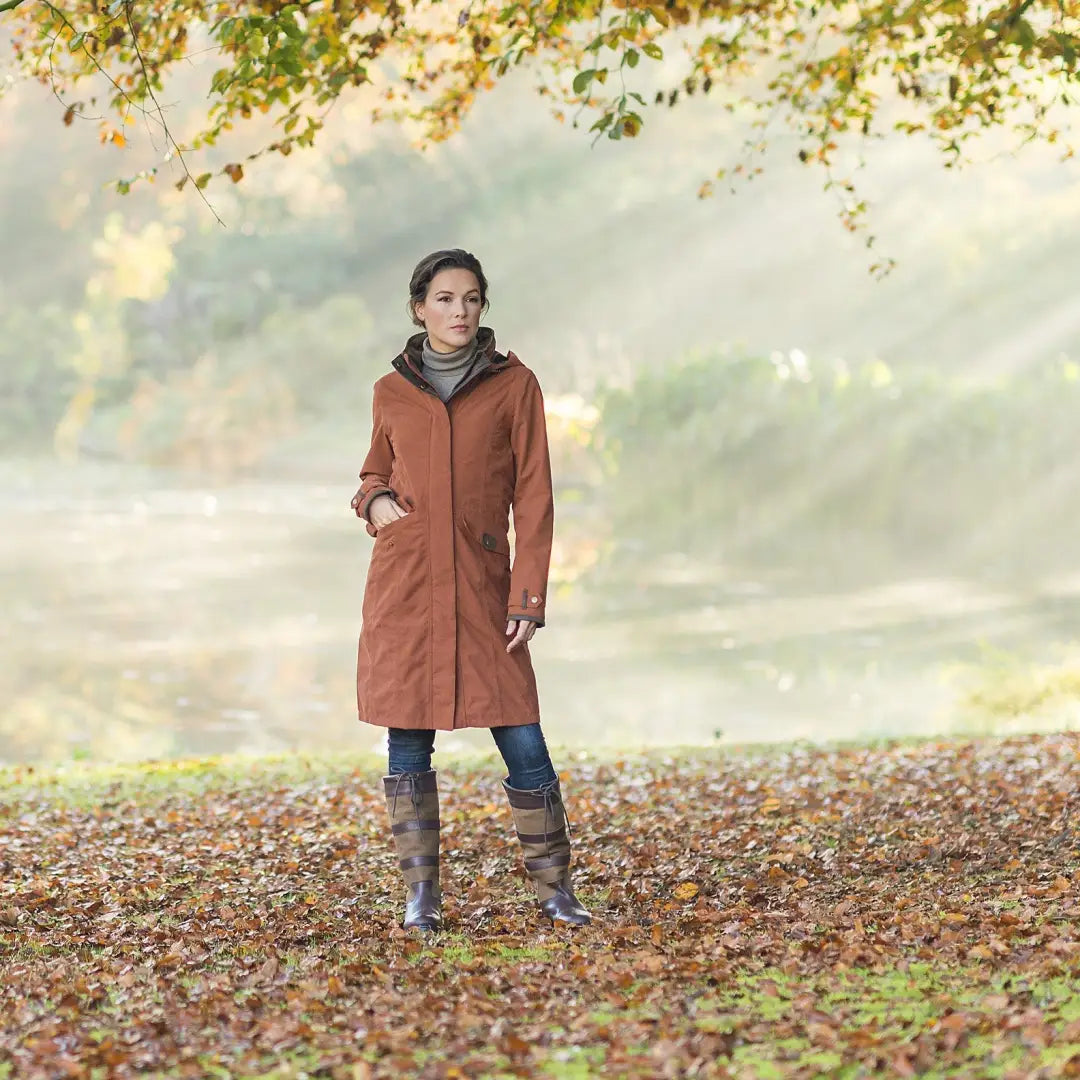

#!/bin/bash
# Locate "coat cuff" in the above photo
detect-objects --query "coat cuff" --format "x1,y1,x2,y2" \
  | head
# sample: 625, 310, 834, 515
508, 613, 544, 628
507, 589, 546, 627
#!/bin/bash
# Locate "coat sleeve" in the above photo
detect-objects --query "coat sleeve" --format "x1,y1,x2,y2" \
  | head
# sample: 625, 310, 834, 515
508, 372, 554, 627
356, 385, 396, 539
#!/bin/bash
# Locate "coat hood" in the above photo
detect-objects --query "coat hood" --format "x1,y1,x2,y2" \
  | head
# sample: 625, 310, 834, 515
395, 326, 520, 387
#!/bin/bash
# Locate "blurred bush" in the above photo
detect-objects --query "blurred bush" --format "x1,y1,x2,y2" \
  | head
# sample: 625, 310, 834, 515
0, 305, 81, 443
109, 295, 375, 473
592, 352, 1080, 583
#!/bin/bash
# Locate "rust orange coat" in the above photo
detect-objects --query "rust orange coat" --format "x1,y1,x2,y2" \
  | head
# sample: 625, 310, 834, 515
355, 327, 553, 730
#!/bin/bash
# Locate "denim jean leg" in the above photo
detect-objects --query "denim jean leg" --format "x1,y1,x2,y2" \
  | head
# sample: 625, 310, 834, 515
491, 723, 558, 790
387, 728, 437, 775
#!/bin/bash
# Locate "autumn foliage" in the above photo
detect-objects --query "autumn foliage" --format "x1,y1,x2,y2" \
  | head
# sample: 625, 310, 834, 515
1, 0, 1077, 204
2, 734, 1079, 1077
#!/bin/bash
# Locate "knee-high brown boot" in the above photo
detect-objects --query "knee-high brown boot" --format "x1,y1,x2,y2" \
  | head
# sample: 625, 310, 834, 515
503, 778, 591, 926
383, 770, 442, 932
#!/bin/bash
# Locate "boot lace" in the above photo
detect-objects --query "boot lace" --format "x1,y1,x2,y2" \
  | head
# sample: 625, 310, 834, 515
537, 777, 573, 846
390, 771, 426, 823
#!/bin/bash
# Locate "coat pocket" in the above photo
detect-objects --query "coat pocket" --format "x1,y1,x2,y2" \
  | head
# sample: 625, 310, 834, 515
374, 507, 422, 543
461, 513, 511, 559
363, 511, 427, 635
459, 515, 512, 631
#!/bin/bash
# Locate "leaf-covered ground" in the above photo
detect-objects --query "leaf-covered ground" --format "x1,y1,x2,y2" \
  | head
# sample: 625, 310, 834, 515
1, 734, 1078, 1079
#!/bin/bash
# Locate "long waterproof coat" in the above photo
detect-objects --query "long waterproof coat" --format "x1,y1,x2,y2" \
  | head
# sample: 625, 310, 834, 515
354, 327, 553, 730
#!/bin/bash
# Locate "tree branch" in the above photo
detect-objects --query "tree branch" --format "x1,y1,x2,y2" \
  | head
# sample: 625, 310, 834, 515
1003, 0, 1038, 27
35, 0, 224, 220
121, 0, 224, 224
0, 0, 31, 11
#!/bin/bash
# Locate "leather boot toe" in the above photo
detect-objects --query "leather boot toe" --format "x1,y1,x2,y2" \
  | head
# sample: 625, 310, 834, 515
404, 880, 443, 932
540, 882, 591, 926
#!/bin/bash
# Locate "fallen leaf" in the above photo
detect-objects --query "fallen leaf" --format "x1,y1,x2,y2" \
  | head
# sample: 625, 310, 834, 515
253, 956, 279, 984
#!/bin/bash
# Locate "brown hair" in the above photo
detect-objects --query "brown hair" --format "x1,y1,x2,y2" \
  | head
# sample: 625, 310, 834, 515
407, 249, 490, 327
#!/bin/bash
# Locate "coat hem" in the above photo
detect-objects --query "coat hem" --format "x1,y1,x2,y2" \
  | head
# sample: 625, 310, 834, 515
357, 714, 539, 731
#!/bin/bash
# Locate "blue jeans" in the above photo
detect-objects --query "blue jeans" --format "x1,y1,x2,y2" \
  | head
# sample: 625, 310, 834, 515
387, 723, 559, 790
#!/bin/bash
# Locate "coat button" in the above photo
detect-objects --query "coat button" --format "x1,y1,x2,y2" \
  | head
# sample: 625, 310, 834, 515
531, 595, 540, 604
482, 533, 496, 550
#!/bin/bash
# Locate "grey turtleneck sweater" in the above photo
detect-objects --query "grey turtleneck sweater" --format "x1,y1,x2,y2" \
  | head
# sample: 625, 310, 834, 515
421, 337, 479, 402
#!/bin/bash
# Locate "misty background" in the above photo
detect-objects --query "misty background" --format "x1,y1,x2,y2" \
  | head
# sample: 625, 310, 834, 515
3, 50, 1080, 765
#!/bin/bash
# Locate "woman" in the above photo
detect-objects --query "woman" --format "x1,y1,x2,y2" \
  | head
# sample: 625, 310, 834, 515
350, 249, 590, 932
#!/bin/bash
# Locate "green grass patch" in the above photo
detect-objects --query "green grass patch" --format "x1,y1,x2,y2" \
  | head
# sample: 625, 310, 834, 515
539, 1044, 608, 1078
0, 750, 381, 810
692, 963, 1080, 1075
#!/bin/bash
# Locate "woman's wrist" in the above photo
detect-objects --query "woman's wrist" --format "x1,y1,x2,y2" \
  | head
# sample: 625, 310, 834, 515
361, 488, 395, 522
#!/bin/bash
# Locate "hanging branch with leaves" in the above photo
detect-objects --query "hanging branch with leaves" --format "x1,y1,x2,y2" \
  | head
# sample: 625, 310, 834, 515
2, 0, 1078, 236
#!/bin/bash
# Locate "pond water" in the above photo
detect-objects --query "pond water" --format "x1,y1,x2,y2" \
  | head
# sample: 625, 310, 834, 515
3, 460, 1078, 764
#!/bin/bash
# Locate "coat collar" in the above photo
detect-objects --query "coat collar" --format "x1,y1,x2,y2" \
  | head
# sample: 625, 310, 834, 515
392, 326, 513, 396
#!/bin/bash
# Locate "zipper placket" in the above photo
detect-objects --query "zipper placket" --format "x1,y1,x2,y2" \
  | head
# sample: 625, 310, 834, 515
389, 347, 513, 729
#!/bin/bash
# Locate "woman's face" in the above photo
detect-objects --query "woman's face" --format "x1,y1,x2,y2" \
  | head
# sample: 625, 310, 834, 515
415, 268, 483, 353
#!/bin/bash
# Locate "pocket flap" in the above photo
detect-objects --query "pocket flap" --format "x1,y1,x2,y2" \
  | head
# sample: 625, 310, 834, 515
480, 531, 510, 555
464, 516, 511, 556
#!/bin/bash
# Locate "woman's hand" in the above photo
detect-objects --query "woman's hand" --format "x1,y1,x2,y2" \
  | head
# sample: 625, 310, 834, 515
352, 490, 409, 527
366, 494, 410, 529
505, 619, 537, 654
